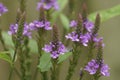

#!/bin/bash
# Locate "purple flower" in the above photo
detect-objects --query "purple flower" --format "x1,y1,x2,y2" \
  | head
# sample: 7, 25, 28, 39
70, 20, 77, 27
80, 33, 91, 46
93, 37, 105, 47
44, 21, 52, 30
65, 32, 79, 42
65, 19, 95, 47
8, 23, 32, 38
33, 20, 44, 28
51, 51, 59, 59
8, 24, 18, 35
23, 23, 32, 38
42, 43, 53, 53
84, 59, 110, 76
29, 20, 52, 30
65, 32, 91, 46
37, 0, 59, 10
0, 3, 8, 16
84, 59, 99, 74
83, 20, 94, 32
100, 64, 110, 76
42, 42, 67, 59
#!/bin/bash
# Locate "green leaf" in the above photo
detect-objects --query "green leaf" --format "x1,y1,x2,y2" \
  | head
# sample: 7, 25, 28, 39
0, 51, 12, 64
29, 39, 38, 53
58, 52, 72, 64
2, 32, 14, 47
60, 14, 70, 30
2, 31, 38, 54
58, 0, 68, 11
51, 0, 68, 23
88, 5, 120, 22
38, 53, 52, 72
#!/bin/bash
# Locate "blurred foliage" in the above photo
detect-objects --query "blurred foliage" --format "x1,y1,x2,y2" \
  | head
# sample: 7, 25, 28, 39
89, 4, 120, 22
0, 51, 12, 65
38, 53, 52, 72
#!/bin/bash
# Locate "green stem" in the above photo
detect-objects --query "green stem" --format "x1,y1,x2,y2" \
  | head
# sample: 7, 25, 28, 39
18, 47, 25, 80
88, 42, 94, 61
33, 59, 48, 80
8, 67, 21, 80
93, 74, 101, 80
32, 57, 39, 80
14, 68, 21, 78
8, 47, 18, 80
55, 64, 61, 80
51, 60, 57, 80
41, 72, 48, 80
24, 44, 31, 80
33, 29, 48, 80
65, 44, 81, 80
0, 29, 8, 51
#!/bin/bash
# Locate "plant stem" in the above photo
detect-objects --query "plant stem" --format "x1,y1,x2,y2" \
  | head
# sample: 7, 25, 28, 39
0, 29, 8, 51
65, 44, 81, 80
87, 41, 94, 61
14, 68, 21, 78
51, 60, 57, 80
33, 29, 48, 80
8, 47, 18, 80
93, 74, 101, 80
41, 72, 48, 80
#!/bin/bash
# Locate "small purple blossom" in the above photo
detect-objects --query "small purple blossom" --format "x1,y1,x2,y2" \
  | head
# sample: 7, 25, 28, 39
93, 37, 105, 47
84, 59, 110, 76
65, 32, 91, 46
100, 64, 110, 76
8, 24, 18, 35
51, 51, 59, 59
66, 19, 95, 46
23, 23, 32, 38
80, 33, 91, 46
44, 21, 52, 30
70, 20, 77, 27
37, 0, 59, 10
42, 42, 67, 59
65, 32, 79, 42
0, 3, 8, 16
83, 20, 94, 32
29, 20, 52, 30
8, 23, 32, 38
84, 59, 99, 74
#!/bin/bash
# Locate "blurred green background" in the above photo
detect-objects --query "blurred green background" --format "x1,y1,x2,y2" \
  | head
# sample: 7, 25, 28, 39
0, 0, 120, 80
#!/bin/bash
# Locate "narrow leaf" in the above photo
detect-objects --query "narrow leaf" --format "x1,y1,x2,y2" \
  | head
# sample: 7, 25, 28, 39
38, 53, 52, 72
51, 0, 68, 22
60, 14, 70, 30
58, 52, 72, 64
58, 0, 68, 11
2, 31, 38, 54
88, 5, 120, 22
0, 52, 12, 64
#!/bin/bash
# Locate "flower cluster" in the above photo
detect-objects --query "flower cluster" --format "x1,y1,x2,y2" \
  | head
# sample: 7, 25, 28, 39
66, 19, 104, 47
37, 0, 59, 10
42, 41, 67, 59
29, 20, 52, 30
83, 20, 94, 32
66, 20, 94, 46
70, 20, 77, 27
66, 31, 91, 46
8, 23, 32, 38
0, 3, 8, 16
8, 20, 52, 38
84, 59, 110, 76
